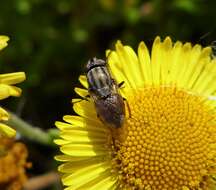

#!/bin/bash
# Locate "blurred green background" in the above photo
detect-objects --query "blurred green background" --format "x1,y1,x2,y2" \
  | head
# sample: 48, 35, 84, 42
0, 0, 215, 189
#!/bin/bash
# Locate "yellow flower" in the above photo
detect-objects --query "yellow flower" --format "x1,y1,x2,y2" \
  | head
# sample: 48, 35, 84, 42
55, 36, 216, 190
0, 36, 26, 137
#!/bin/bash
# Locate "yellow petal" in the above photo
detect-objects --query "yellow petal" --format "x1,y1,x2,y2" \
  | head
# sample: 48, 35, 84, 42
0, 107, 9, 121
54, 139, 71, 145
138, 41, 152, 86
73, 100, 97, 119
0, 84, 10, 99
55, 155, 92, 162
122, 45, 144, 88
115, 41, 137, 88
60, 143, 107, 157
191, 59, 216, 94
0, 84, 22, 100
178, 44, 202, 87
79, 75, 88, 88
0, 35, 9, 50
59, 130, 107, 143
0, 72, 26, 85
55, 121, 73, 130
62, 162, 110, 188
63, 115, 109, 133
151, 36, 162, 86
176, 42, 192, 87
0, 123, 16, 137
169, 41, 183, 84
108, 50, 131, 89
187, 47, 212, 89
87, 175, 117, 190
160, 36, 172, 84
58, 157, 105, 173
74, 87, 88, 98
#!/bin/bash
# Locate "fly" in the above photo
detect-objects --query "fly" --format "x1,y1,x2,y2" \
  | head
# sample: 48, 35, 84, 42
86, 57, 125, 128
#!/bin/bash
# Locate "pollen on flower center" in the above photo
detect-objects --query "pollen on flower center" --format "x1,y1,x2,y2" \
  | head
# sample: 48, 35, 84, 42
111, 86, 216, 190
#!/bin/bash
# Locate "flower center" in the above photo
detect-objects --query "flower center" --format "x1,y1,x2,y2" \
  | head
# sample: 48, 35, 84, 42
111, 86, 216, 190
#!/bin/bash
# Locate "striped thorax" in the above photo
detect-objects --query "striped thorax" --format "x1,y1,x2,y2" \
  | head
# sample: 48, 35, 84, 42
87, 58, 112, 98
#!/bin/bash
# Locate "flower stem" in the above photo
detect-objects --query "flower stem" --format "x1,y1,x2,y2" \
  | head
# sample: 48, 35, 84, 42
5, 111, 58, 146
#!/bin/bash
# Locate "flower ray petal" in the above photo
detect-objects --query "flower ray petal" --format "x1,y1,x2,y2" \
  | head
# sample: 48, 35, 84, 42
74, 88, 88, 98
0, 35, 9, 50
62, 162, 110, 187
60, 144, 107, 157
115, 41, 137, 88
0, 72, 26, 85
108, 51, 131, 89
151, 36, 162, 86
0, 123, 16, 137
138, 41, 152, 86
63, 115, 109, 133
78, 75, 88, 88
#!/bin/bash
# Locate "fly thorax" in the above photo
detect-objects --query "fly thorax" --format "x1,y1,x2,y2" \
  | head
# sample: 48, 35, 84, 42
87, 66, 111, 89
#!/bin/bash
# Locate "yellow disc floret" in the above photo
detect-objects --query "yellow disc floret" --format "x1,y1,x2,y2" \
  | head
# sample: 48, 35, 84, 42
111, 86, 216, 190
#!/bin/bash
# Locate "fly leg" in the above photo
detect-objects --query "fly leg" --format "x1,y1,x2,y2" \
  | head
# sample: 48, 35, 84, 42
118, 81, 125, 88
123, 97, 131, 118
118, 81, 131, 118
